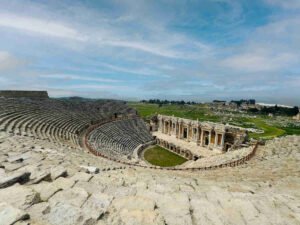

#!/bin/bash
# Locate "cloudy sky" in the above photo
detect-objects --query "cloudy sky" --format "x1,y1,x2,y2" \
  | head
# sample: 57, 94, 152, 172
0, 0, 299, 105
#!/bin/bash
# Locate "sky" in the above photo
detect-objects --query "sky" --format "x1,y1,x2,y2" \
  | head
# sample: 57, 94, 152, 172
0, 0, 299, 105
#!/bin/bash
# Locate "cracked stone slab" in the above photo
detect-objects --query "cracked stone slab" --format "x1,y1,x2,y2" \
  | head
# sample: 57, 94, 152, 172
79, 165, 99, 174
49, 187, 89, 208
0, 171, 31, 188
29, 171, 52, 185
43, 202, 96, 225
50, 166, 68, 180
70, 172, 93, 182
0, 184, 41, 210
0, 202, 30, 225
31, 182, 62, 201
52, 177, 76, 190
81, 193, 113, 220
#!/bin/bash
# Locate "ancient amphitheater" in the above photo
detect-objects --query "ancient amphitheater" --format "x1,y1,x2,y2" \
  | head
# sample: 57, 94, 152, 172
0, 91, 299, 225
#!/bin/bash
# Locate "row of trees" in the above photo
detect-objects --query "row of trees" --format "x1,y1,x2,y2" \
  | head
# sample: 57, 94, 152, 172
140, 99, 197, 105
248, 105, 299, 116
230, 99, 256, 106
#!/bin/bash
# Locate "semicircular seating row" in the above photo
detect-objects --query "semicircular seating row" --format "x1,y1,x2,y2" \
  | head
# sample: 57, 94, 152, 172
87, 118, 154, 160
0, 98, 135, 148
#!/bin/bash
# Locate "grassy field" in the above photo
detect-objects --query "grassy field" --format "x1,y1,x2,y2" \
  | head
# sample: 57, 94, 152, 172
128, 102, 298, 139
247, 118, 285, 139
279, 126, 300, 135
128, 102, 220, 122
144, 145, 187, 167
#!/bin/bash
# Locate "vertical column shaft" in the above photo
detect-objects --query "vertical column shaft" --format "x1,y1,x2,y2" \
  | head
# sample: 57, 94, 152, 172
221, 133, 225, 149
200, 129, 204, 146
214, 132, 218, 147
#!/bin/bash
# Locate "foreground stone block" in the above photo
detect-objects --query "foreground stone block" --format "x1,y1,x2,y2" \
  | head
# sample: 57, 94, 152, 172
0, 185, 41, 210
80, 165, 99, 174
71, 172, 93, 182
81, 193, 113, 220
112, 196, 156, 211
74, 181, 106, 195
43, 202, 95, 225
0, 171, 30, 188
31, 182, 62, 201
0, 202, 29, 225
26, 202, 50, 223
52, 177, 75, 190
2, 162, 25, 172
29, 171, 51, 185
51, 166, 68, 180
117, 209, 164, 225
49, 187, 89, 208
151, 192, 192, 225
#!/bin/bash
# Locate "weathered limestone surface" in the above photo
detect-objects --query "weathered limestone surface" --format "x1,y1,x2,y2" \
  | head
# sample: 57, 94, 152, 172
0, 171, 30, 188
81, 193, 113, 220
0, 202, 29, 225
0, 185, 41, 209
43, 202, 93, 225
49, 187, 89, 208
50, 166, 68, 180
31, 182, 62, 201
79, 165, 99, 174
0, 134, 299, 225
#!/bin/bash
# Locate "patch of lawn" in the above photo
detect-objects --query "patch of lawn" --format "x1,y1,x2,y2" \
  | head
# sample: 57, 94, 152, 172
144, 145, 187, 167
128, 102, 221, 122
247, 118, 285, 139
278, 126, 300, 135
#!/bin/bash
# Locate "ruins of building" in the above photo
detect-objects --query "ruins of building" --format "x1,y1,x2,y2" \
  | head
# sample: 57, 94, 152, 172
151, 115, 247, 156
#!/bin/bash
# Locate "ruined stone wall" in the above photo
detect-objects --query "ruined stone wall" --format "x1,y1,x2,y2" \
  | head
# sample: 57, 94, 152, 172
0, 90, 49, 99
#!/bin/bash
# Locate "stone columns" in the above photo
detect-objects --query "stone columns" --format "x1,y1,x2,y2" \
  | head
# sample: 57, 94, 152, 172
196, 127, 199, 145
221, 133, 225, 148
159, 118, 163, 132
169, 120, 172, 135
175, 122, 178, 137
200, 129, 204, 146
208, 130, 211, 146
214, 132, 218, 147
187, 124, 190, 142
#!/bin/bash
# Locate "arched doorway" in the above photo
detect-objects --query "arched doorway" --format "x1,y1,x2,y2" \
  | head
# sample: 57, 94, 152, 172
183, 128, 188, 139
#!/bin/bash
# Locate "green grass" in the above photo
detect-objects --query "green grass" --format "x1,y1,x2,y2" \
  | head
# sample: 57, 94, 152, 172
247, 118, 285, 139
229, 117, 286, 139
144, 145, 187, 167
278, 126, 300, 135
128, 102, 221, 122
129, 102, 298, 139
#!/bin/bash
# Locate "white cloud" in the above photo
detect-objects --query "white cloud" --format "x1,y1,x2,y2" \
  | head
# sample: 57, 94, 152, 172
41, 74, 120, 83
0, 5, 211, 59
63, 84, 131, 91
0, 13, 87, 41
265, 0, 300, 9
221, 52, 297, 72
102, 40, 181, 59
220, 16, 300, 72
98, 62, 163, 76
0, 51, 24, 72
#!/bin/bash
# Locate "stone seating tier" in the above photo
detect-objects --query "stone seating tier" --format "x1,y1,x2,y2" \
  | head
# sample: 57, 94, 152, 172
0, 98, 136, 148
87, 118, 154, 160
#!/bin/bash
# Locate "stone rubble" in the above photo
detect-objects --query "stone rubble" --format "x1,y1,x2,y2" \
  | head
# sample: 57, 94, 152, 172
0, 134, 299, 225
